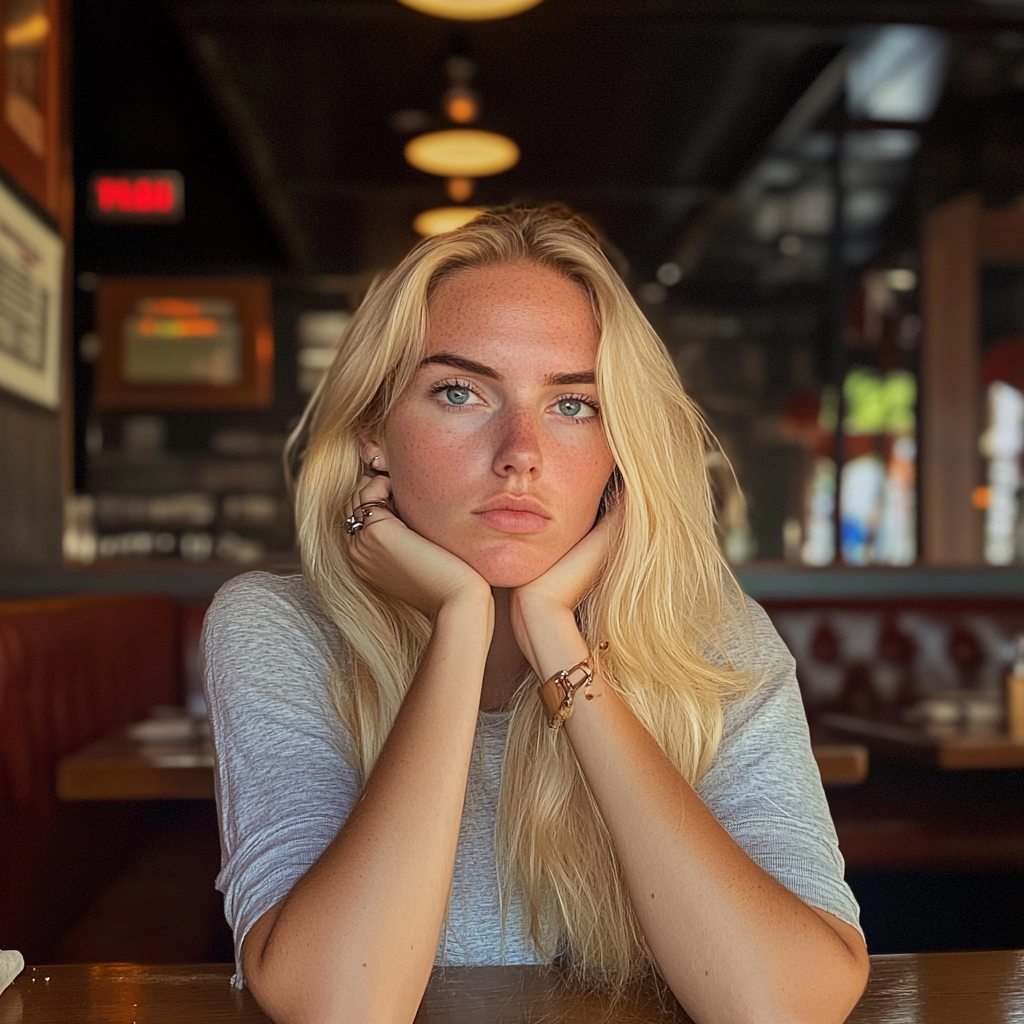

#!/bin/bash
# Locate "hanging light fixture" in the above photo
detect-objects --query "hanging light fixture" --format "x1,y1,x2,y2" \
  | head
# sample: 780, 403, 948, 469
447, 177, 474, 202
442, 56, 480, 125
405, 128, 519, 177
413, 206, 484, 236
397, 0, 543, 20
444, 88, 479, 124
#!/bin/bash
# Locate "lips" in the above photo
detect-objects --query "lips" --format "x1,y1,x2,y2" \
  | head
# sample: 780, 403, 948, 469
472, 494, 551, 534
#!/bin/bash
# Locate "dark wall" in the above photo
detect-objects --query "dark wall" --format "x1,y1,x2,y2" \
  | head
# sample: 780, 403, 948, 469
0, 391, 63, 567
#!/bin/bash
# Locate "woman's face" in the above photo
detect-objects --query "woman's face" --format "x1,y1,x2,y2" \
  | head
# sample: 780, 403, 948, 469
376, 260, 616, 588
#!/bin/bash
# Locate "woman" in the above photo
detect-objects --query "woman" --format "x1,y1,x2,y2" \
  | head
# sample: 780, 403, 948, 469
203, 205, 869, 1024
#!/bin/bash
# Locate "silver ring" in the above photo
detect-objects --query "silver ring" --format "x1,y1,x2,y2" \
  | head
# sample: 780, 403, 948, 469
345, 500, 391, 536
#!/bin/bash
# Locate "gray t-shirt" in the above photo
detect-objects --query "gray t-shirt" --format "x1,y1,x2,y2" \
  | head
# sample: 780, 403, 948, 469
203, 572, 861, 987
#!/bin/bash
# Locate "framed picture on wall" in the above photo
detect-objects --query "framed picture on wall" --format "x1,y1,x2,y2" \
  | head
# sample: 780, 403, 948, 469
0, 0, 62, 218
95, 276, 274, 410
0, 170, 63, 408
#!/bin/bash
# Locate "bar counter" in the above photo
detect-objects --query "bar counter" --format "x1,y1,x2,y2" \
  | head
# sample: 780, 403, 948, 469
1, 951, 1021, 1023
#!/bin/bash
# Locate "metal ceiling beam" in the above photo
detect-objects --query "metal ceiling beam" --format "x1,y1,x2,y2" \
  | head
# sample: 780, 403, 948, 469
769, 50, 850, 154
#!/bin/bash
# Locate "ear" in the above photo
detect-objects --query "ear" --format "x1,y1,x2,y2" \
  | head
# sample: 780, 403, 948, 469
360, 441, 388, 473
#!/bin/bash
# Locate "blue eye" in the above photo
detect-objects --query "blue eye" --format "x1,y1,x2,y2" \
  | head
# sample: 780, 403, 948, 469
446, 387, 471, 405
557, 397, 597, 418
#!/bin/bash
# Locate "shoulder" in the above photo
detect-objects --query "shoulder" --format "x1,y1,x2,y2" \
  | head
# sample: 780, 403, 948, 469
706, 593, 805, 753
699, 595, 818, 817
717, 595, 796, 678
204, 571, 345, 678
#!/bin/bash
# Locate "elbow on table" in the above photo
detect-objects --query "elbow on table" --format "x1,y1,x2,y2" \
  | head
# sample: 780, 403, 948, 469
247, 968, 419, 1024
248, 989, 397, 1024
759, 943, 870, 1024
675, 942, 870, 1024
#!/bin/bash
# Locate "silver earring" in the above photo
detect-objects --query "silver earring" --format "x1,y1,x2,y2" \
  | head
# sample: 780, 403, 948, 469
370, 455, 381, 468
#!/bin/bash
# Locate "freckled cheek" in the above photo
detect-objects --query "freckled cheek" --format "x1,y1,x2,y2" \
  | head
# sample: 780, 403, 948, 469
384, 424, 489, 535
549, 447, 616, 536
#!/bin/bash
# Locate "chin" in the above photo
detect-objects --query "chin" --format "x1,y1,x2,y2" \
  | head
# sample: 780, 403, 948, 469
464, 547, 560, 590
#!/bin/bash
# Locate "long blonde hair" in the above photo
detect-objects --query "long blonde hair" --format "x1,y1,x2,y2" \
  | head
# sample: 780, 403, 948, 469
289, 205, 751, 991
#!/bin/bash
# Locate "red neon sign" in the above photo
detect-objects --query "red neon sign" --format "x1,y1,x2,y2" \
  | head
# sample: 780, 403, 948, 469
89, 171, 184, 223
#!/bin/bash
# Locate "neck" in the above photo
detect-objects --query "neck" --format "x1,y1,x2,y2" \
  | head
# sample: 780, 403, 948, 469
480, 587, 530, 712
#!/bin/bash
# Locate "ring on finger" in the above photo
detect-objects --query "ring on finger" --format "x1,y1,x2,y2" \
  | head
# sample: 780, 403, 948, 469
345, 500, 392, 536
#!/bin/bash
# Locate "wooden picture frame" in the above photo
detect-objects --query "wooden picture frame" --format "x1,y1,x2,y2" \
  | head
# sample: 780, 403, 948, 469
95, 276, 273, 410
0, 0, 61, 218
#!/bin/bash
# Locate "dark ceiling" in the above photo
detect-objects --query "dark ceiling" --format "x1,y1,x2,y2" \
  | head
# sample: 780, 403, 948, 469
74, 0, 1024, 284
172, 3, 849, 274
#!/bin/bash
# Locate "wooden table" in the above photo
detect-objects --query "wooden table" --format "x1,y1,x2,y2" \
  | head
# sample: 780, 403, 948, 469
1, 952, 1021, 1022
813, 742, 869, 784
56, 729, 868, 800
57, 731, 215, 801
821, 713, 1024, 770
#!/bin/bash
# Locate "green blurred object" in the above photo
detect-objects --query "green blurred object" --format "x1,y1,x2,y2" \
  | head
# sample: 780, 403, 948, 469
843, 367, 917, 436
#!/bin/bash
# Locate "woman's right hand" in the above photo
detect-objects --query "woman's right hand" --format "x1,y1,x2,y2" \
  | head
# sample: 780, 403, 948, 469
344, 474, 491, 618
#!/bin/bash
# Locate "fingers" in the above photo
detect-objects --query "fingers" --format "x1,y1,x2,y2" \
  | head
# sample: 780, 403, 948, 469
344, 474, 398, 539
355, 473, 392, 507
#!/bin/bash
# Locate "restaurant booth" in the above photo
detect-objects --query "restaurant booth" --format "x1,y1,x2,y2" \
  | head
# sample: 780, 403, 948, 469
3, 0, 1024, 1019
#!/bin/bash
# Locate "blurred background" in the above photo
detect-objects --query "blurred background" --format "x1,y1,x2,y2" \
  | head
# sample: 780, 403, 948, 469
4, 0, 1024, 971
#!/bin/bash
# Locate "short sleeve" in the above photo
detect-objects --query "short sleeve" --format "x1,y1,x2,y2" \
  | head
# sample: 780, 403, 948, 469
695, 599, 863, 937
202, 572, 362, 987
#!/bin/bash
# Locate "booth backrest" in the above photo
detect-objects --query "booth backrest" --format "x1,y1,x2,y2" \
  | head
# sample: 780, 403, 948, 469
760, 596, 1024, 716
0, 594, 182, 958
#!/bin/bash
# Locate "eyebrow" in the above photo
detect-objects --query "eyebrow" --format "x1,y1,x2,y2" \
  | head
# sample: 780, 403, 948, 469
420, 353, 595, 387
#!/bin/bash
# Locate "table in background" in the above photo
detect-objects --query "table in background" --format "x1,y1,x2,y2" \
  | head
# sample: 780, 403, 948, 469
1, 952, 1022, 1023
56, 729, 868, 800
57, 730, 214, 800
822, 713, 1024, 770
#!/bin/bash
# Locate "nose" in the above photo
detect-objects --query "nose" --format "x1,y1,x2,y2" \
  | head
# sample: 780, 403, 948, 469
492, 406, 542, 480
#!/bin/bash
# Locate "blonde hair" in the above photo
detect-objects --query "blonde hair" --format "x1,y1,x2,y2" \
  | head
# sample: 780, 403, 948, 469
288, 205, 751, 991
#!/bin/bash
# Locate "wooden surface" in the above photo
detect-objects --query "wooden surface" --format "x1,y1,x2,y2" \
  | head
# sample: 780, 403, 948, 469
56, 729, 866, 800
920, 192, 981, 565
2, 952, 1024, 1023
57, 731, 215, 801
812, 742, 869, 784
821, 713, 1024, 770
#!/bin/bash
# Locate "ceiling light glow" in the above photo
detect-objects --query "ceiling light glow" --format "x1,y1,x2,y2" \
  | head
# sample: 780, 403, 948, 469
405, 129, 519, 177
413, 207, 484, 236
397, 0, 544, 20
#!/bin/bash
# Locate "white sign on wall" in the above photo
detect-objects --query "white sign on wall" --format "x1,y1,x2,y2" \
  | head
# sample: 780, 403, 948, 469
0, 177, 64, 409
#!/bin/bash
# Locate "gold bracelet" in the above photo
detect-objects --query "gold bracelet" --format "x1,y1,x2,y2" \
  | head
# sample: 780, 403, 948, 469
538, 642, 608, 731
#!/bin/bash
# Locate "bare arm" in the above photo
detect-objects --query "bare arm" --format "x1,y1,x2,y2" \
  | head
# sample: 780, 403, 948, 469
243, 593, 492, 1024
511, 526, 869, 1024
243, 476, 495, 1024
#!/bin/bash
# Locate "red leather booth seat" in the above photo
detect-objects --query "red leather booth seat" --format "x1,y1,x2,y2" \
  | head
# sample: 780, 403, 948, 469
0, 594, 182, 959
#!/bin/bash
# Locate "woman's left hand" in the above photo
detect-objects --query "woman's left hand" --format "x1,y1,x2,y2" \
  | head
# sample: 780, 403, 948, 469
509, 507, 621, 676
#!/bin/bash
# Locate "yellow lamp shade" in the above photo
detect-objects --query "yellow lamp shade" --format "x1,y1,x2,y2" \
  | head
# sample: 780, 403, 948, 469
397, 0, 543, 20
405, 129, 519, 178
413, 207, 484, 237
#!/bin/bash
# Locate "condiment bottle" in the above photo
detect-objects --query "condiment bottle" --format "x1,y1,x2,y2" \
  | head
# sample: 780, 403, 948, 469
1007, 636, 1024, 741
